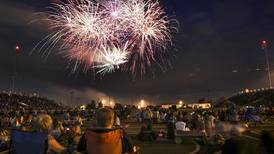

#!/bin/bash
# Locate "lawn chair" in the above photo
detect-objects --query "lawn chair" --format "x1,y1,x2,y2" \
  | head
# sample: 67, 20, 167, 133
10, 130, 48, 154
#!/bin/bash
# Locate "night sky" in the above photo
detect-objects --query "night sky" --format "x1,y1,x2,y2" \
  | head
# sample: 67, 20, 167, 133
1, 0, 274, 105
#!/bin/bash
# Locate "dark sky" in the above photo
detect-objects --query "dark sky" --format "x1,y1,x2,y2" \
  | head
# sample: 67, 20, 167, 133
1, 0, 274, 105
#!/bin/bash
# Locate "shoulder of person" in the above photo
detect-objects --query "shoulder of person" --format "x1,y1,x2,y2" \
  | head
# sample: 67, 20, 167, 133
48, 134, 55, 141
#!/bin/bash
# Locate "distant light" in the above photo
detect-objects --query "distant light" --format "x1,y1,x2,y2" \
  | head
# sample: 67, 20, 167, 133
261, 40, 268, 49
15, 45, 20, 51
15, 44, 21, 54
80, 105, 86, 110
140, 100, 145, 107
179, 101, 183, 105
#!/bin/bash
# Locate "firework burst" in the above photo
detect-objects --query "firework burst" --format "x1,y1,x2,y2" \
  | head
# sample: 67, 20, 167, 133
35, 0, 178, 77
121, 0, 175, 75
94, 43, 130, 75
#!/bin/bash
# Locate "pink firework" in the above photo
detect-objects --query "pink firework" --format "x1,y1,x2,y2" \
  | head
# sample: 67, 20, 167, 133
121, 0, 176, 75
35, 0, 178, 76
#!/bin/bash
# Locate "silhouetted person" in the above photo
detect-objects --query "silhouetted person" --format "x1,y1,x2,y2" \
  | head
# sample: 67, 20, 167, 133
77, 108, 136, 154
222, 138, 245, 154
260, 131, 273, 154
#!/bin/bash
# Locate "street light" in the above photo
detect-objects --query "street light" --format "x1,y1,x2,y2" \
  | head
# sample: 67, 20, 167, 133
140, 99, 145, 108
15, 45, 20, 52
261, 39, 273, 88
11, 44, 21, 92
101, 99, 106, 107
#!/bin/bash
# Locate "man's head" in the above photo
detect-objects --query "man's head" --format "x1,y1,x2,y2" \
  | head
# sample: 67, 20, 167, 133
71, 121, 81, 135
96, 108, 114, 129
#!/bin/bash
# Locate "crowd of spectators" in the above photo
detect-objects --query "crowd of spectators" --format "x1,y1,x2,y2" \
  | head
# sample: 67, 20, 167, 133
0, 92, 139, 154
230, 89, 274, 106
0, 91, 274, 154
0, 91, 63, 111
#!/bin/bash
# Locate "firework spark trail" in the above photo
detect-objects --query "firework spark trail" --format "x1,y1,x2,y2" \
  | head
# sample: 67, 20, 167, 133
35, 0, 177, 76
121, 0, 174, 75
37, 1, 108, 56
93, 43, 130, 75
47, 0, 113, 51
65, 46, 96, 72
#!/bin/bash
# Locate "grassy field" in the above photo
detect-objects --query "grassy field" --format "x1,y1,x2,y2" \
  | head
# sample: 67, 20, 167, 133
138, 140, 195, 154
126, 123, 197, 154
136, 119, 274, 154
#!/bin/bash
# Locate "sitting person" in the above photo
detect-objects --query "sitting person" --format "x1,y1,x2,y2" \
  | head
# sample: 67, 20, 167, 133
58, 121, 82, 147
21, 113, 34, 131
71, 121, 82, 145
175, 121, 188, 131
77, 108, 136, 154
0, 128, 9, 150
35, 114, 67, 154
138, 124, 157, 141
51, 120, 64, 139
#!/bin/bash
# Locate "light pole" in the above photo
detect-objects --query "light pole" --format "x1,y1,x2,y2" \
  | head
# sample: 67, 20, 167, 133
11, 44, 20, 92
70, 91, 74, 104
261, 40, 272, 88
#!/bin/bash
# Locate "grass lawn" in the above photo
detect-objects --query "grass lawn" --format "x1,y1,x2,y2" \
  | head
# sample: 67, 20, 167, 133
244, 117, 274, 140
138, 139, 196, 154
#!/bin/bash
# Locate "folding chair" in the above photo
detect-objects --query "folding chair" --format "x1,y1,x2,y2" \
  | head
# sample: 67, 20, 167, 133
10, 130, 48, 154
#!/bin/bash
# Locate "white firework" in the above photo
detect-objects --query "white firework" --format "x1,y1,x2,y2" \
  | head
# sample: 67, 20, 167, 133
94, 44, 129, 75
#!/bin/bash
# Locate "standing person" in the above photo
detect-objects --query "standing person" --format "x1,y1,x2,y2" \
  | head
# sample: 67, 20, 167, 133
75, 114, 83, 126
204, 112, 215, 137
156, 110, 160, 123
114, 111, 121, 127
77, 108, 137, 154
137, 111, 142, 123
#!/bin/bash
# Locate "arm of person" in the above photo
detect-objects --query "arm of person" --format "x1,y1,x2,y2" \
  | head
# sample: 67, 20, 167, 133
122, 130, 137, 154
76, 134, 86, 153
48, 135, 66, 154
